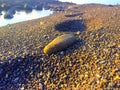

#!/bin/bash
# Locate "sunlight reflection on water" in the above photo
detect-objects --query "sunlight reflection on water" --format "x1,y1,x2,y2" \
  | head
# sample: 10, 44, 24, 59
0, 9, 53, 27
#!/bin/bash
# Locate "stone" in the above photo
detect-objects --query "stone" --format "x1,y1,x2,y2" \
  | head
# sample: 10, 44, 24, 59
0, 12, 2, 15
20, 87, 24, 90
117, 44, 120, 48
24, 4, 32, 10
76, 31, 81, 35
108, 43, 116, 48
43, 34, 77, 55
4, 13, 13, 19
60, 51, 64, 55
12, 77, 19, 84
35, 4, 43, 10
0, 68, 3, 74
43, 35, 49, 39
39, 83, 44, 90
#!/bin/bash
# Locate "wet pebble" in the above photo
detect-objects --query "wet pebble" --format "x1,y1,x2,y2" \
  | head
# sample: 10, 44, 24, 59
43, 35, 49, 39
60, 51, 64, 55
20, 87, 25, 90
76, 31, 81, 35
100, 60, 106, 64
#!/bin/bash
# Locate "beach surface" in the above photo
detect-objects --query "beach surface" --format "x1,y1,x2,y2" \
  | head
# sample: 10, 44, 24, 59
0, 4, 120, 89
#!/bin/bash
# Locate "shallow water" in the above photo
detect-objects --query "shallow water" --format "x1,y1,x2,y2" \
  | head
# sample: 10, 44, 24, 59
0, 9, 53, 27
59, 0, 120, 5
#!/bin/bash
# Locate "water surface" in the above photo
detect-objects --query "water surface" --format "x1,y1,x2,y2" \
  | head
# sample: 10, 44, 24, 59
59, 0, 120, 5
0, 9, 53, 27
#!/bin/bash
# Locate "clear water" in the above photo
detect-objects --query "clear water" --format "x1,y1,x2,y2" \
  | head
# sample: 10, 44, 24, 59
0, 9, 53, 27
59, 0, 120, 5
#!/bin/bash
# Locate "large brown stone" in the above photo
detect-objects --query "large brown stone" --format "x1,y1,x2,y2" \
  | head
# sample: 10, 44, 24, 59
44, 34, 77, 55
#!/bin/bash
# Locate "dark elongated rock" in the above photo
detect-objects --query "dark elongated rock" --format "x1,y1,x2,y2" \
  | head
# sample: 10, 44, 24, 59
4, 13, 13, 19
0, 10, 2, 15
3, 7, 16, 19
44, 34, 77, 55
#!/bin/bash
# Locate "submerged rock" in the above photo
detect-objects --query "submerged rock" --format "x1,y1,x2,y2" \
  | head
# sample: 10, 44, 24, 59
44, 34, 77, 55
3, 7, 16, 19
0, 12, 2, 15
4, 13, 13, 19
24, 4, 32, 10
34, 4, 43, 10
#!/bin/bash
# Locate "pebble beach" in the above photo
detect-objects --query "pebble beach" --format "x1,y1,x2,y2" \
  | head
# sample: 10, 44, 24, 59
0, 4, 120, 90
